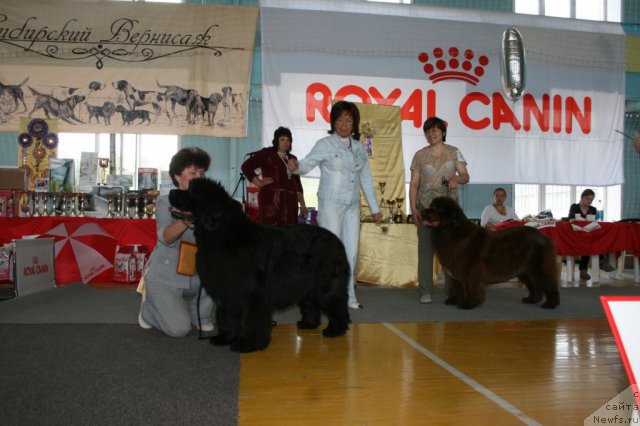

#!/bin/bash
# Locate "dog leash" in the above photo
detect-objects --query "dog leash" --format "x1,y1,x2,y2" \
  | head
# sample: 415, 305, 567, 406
441, 176, 451, 197
195, 281, 209, 340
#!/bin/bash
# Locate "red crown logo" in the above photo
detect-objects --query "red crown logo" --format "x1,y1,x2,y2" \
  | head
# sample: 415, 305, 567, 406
418, 47, 489, 85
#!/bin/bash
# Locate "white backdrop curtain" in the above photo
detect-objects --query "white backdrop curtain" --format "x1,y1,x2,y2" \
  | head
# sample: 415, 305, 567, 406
261, 0, 625, 185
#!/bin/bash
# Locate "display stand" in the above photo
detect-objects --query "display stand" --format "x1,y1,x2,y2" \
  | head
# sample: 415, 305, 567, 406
11, 238, 56, 296
232, 172, 247, 206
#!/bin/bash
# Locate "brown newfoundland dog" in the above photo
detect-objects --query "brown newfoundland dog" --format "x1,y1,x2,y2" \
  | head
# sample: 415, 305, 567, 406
422, 197, 560, 309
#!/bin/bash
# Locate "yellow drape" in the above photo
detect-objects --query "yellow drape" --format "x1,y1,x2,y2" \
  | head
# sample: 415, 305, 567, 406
627, 35, 640, 73
355, 103, 405, 222
356, 223, 441, 288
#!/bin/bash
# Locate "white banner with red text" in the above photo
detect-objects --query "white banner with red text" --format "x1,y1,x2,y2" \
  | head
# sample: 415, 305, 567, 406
0, 0, 258, 137
261, 0, 625, 185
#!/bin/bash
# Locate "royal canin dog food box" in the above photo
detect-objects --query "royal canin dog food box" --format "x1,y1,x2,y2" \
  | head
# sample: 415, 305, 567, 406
113, 244, 149, 283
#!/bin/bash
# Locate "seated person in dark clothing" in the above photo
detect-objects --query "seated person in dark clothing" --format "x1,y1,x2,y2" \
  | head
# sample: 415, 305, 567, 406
568, 188, 615, 280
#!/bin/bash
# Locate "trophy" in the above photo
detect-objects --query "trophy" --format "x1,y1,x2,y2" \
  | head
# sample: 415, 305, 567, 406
98, 158, 110, 185
127, 193, 139, 219
387, 198, 396, 223
51, 192, 59, 216
144, 192, 157, 218
68, 193, 77, 216
60, 193, 68, 216
77, 193, 87, 217
133, 192, 142, 219
20, 192, 32, 217
378, 181, 387, 207
145, 203, 156, 219
393, 197, 404, 223
106, 193, 114, 218
141, 194, 148, 217
125, 193, 133, 219
114, 194, 122, 218
378, 181, 387, 221
33, 192, 41, 217
41, 192, 49, 216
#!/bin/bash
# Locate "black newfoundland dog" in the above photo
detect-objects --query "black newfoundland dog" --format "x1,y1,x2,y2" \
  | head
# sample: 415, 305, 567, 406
422, 197, 560, 310
169, 178, 351, 353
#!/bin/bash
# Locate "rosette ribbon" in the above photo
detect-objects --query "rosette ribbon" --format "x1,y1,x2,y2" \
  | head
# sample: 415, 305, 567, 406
27, 118, 49, 139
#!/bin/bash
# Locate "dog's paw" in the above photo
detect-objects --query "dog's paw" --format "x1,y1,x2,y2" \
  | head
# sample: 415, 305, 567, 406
210, 334, 232, 346
444, 297, 458, 306
230, 337, 269, 353
296, 320, 320, 330
230, 341, 259, 353
322, 326, 347, 338
456, 302, 474, 309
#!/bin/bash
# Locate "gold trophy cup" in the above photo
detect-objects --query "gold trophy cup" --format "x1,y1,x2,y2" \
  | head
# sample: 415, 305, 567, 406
98, 158, 110, 185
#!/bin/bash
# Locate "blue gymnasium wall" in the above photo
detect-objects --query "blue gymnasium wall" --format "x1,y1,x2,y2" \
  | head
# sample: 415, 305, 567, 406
622, 0, 640, 219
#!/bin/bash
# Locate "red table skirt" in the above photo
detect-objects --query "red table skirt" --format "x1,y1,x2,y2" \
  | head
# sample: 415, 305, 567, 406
496, 220, 640, 256
0, 217, 157, 284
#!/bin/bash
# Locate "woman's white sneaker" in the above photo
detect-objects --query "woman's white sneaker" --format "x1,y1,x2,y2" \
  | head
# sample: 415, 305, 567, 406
420, 295, 432, 304
138, 311, 152, 329
195, 322, 215, 332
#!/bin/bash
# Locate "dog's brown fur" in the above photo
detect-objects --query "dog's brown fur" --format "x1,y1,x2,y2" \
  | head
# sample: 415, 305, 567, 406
422, 197, 559, 309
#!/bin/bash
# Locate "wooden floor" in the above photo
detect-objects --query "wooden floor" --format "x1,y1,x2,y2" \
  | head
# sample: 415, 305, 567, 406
238, 270, 638, 426
238, 319, 627, 426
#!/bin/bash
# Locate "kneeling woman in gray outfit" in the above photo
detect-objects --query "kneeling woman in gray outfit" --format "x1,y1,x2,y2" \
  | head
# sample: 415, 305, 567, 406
138, 147, 215, 337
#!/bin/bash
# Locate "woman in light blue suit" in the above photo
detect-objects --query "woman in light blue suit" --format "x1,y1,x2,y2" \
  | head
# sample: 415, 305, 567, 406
139, 147, 215, 337
290, 101, 382, 309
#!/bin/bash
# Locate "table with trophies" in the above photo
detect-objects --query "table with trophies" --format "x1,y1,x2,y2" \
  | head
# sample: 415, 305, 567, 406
0, 190, 159, 284
4, 188, 159, 220
1, 118, 164, 284
356, 181, 425, 288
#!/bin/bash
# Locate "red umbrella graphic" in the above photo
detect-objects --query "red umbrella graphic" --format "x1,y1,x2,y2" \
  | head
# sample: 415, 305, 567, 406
38, 222, 117, 285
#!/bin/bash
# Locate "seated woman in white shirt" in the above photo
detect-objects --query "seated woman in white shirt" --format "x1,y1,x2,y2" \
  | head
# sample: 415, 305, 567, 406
480, 187, 519, 231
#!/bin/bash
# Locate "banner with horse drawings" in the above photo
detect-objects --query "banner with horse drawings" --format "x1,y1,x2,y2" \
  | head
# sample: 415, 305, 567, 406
0, 0, 258, 137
